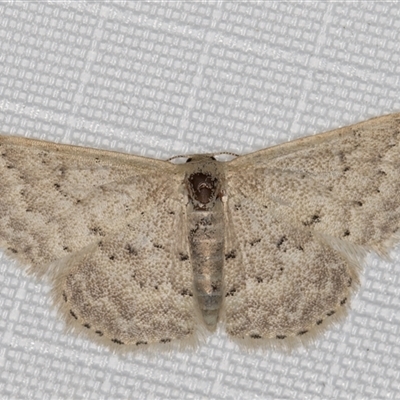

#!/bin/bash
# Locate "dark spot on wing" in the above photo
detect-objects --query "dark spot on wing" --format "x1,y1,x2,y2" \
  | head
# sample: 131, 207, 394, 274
276, 335, 286, 339
250, 334, 261, 339
95, 330, 103, 336
125, 244, 137, 256
277, 235, 287, 250
136, 341, 147, 346
225, 250, 236, 260
250, 238, 261, 246
189, 226, 199, 236
256, 277, 263, 283
225, 288, 236, 297
326, 310, 335, 316
303, 214, 321, 226
180, 289, 193, 297
160, 338, 171, 343
90, 226, 105, 236
111, 338, 124, 345
70, 310, 78, 320
297, 330, 308, 336
179, 253, 189, 261
83, 323, 90, 329
153, 243, 164, 249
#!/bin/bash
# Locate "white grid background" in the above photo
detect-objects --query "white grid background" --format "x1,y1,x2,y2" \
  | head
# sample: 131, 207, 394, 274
0, 2, 400, 399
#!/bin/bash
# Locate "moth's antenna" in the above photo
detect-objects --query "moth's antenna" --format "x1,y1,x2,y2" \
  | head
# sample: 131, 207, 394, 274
167, 155, 190, 162
213, 151, 239, 157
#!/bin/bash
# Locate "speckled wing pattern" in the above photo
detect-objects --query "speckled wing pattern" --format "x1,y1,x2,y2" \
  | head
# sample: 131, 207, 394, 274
0, 136, 195, 347
223, 113, 400, 342
1, 112, 400, 349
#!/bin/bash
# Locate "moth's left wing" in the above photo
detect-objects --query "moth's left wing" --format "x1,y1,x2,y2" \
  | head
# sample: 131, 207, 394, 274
227, 113, 400, 253
223, 113, 400, 341
222, 196, 353, 341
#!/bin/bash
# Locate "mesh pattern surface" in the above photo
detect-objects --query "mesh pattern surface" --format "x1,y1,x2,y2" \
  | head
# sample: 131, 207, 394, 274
0, 2, 399, 399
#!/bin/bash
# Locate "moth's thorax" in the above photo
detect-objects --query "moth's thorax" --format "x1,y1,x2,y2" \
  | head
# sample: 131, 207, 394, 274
183, 155, 226, 330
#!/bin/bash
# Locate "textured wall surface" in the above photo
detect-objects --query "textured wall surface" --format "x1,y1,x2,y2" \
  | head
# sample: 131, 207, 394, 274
0, 2, 399, 399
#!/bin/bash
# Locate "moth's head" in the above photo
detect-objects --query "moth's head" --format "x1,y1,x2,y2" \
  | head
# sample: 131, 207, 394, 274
181, 155, 225, 210
186, 171, 219, 208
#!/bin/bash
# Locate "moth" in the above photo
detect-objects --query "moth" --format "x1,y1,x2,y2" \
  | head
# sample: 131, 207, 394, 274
0, 113, 399, 349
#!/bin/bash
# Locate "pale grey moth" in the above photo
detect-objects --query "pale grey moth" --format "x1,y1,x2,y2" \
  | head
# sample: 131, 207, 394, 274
0, 113, 399, 349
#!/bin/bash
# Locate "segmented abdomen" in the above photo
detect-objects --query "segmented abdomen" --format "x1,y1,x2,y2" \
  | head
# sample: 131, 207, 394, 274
187, 201, 225, 330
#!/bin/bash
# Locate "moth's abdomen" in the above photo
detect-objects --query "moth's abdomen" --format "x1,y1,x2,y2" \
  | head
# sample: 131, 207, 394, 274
188, 203, 225, 330
183, 157, 226, 330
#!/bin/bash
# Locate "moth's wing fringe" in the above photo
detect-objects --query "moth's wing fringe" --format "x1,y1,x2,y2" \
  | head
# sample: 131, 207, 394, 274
226, 238, 400, 353
220, 231, 367, 353
46, 241, 209, 354
229, 303, 350, 353
50, 276, 208, 354
53, 308, 206, 356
